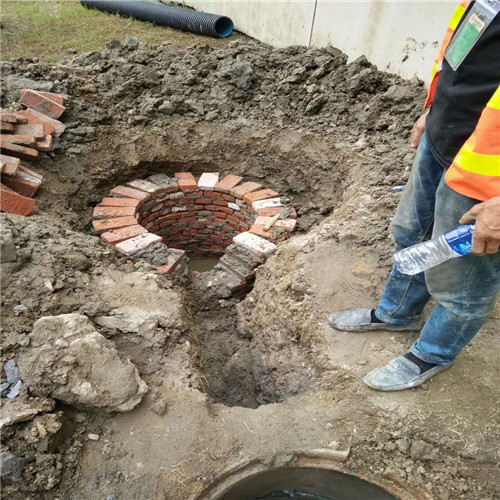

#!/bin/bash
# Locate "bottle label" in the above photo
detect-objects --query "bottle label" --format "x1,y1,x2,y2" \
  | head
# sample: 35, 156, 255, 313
444, 224, 474, 255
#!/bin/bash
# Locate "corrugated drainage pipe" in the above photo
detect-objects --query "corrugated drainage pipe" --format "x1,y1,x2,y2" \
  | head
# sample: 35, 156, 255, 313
80, 0, 234, 38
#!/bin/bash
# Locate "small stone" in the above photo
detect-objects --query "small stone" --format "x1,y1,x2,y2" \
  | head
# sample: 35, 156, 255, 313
107, 495, 117, 500
125, 36, 138, 48
0, 452, 25, 481
6, 380, 22, 399
13, 304, 28, 312
87, 433, 100, 441
4, 360, 20, 384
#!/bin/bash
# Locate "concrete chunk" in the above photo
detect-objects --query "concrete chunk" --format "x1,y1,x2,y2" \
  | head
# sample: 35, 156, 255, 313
252, 197, 282, 211
198, 172, 220, 190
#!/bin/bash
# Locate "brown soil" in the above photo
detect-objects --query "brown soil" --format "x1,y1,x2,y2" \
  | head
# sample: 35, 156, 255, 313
1, 40, 499, 500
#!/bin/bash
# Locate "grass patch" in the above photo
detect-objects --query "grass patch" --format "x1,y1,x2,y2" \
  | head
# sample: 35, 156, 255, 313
1, 0, 246, 63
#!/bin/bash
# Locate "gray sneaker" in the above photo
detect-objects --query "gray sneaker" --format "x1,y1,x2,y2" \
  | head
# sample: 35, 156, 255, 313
328, 308, 423, 333
363, 355, 452, 391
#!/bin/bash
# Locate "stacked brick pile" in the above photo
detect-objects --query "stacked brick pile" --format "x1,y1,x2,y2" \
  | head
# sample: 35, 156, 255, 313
0, 90, 66, 216
93, 172, 297, 291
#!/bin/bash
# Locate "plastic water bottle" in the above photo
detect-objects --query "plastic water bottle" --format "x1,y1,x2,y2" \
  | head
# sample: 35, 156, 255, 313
393, 224, 475, 275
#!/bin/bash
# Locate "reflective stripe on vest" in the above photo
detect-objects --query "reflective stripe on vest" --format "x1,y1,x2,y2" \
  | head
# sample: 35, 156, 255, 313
445, 86, 500, 201
425, 0, 470, 108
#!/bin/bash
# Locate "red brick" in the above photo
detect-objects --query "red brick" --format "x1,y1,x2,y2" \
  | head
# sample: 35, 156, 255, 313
126, 179, 163, 193
0, 122, 14, 132
15, 109, 62, 136
92, 216, 138, 234
204, 191, 222, 198
1, 165, 42, 197
211, 200, 227, 206
243, 188, 279, 205
0, 113, 18, 123
110, 185, 149, 200
93, 205, 136, 220
13, 124, 45, 139
99, 197, 140, 208
0, 183, 36, 215
20, 89, 66, 119
0, 134, 36, 147
255, 216, 297, 232
115, 232, 162, 257
156, 249, 187, 274
175, 172, 197, 190
20, 89, 64, 106
222, 194, 236, 202
215, 174, 243, 193
195, 198, 212, 204
230, 181, 262, 199
35, 135, 53, 152
256, 206, 297, 218
227, 215, 240, 224
0, 154, 20, 176
0, 110, 28, 124
214, 211, 227, 218
100, 225, 147, 245
0, 140, 39, 161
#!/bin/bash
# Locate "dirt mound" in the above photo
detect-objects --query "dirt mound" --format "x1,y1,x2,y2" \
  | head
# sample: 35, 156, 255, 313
2, 39, 497, 500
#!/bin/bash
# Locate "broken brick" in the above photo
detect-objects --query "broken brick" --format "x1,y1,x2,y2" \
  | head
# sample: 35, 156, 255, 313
99, 197, 140, 208
0, 135, 36, 147
110, 185, 149, 200
93, 205, 136, 219
100, 225, 147, 245
0, 154, 21, 176
230, 181, 262, 199
1, 165, 42, 198
175, 172, 197, 190
0, 183, 36, 215
156, 249, 187, 274
19, 89, 66, 119
243, 188, 279, 205
16, 109, 64, 137
115, 233, 162, 257
0, 140, 39, 161
20, 89, 64, 106
13, 124, 45, 139
92, 216, 138, 234
0, 113, 18, 123
35, 135, 53, 152
0, 122, 14, 132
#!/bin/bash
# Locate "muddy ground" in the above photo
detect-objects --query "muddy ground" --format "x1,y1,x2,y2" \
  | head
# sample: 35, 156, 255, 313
1, 39, 499, 500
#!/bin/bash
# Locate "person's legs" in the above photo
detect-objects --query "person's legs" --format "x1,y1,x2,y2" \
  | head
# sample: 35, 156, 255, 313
411, 180, 500, 365
375, 133, 444, 324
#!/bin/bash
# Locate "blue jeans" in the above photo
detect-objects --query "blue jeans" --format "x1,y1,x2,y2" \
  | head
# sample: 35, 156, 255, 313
376, 133, 500, 365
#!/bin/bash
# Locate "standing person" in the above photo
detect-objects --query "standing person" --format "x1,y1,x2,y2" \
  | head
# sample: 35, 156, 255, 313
328, 0, 500, 391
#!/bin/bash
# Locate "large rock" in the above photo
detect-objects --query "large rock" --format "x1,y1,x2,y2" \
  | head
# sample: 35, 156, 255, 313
18, 314, 147, 412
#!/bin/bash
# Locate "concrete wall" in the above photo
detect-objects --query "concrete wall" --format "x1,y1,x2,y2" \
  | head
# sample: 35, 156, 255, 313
182, 1, 458, 81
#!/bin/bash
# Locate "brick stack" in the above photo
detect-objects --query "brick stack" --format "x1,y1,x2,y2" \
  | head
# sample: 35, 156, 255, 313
0, 90, 67, 216
93, 172, 297, 288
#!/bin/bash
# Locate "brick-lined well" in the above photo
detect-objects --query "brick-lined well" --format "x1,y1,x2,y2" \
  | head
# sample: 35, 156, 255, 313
92, 172, 297, 293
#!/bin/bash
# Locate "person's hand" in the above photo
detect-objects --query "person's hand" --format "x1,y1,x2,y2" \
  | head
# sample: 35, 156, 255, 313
460, 197, 500, 256
410, 110, 429, 150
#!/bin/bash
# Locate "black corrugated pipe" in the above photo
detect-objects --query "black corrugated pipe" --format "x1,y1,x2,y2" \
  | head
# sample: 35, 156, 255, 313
80, 0, 234, 38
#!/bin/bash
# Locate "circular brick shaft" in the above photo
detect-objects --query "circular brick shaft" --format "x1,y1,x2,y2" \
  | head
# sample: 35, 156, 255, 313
92, 172, 297, 280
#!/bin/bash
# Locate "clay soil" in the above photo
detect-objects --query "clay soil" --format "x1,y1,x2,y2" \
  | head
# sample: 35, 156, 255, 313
1, 39, 499, 500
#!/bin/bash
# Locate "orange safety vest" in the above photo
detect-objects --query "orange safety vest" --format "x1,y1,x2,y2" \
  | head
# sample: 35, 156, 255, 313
425, 0, 500, 201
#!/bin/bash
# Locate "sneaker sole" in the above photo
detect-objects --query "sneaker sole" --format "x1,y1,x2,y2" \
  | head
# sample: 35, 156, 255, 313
327, 314, 422, 333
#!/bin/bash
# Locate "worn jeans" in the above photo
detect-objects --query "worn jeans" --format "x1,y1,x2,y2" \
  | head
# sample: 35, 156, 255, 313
375, 133, 500, 365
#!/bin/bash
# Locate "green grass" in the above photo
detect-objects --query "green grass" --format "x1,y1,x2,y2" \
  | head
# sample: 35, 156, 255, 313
1, 0, 245, 63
